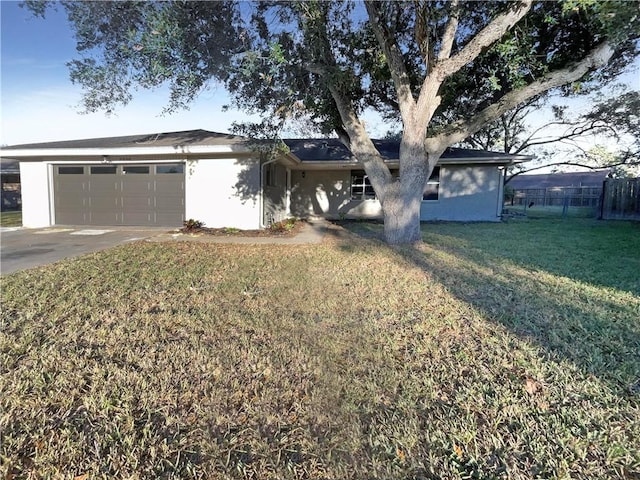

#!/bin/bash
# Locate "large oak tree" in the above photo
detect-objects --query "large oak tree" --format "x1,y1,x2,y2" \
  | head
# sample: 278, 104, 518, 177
28, 0, 640, 243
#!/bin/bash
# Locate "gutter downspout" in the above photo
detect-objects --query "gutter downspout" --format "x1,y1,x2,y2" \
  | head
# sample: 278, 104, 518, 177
497, 165, 506, 219
260, 156, 278, 228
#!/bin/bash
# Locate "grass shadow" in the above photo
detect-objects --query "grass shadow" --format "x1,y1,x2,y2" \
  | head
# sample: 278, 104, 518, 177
338, 217, 640, 295
332, 219, 640, 398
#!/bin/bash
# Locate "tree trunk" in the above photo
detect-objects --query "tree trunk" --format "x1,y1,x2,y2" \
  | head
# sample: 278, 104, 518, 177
381, 135, 433, 245
382, 187, 423, 244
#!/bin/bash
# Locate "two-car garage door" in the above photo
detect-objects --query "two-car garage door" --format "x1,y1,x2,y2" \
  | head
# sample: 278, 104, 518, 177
53, 163, 185, 226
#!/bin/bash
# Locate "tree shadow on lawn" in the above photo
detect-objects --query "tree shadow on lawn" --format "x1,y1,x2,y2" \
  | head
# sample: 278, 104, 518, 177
329, 221, 640, 398
340, 218, 640, 296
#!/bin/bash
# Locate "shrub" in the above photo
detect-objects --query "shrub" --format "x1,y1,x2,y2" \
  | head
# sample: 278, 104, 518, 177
270, 217, 297, 233
182, 219, 204, 231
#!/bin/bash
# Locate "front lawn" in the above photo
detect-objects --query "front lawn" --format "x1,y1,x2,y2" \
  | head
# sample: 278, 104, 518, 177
1, 218, 638, 479
0, 210, 21, 227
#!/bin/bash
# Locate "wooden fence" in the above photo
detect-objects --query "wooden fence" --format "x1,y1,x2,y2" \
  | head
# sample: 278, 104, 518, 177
601, 178, 640, 220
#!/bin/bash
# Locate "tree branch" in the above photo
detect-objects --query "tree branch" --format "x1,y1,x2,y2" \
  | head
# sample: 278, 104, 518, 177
414, 1, 430, 62
506, 148, 639, 183
519, 120, 584, 146
437, 0, 459, 61
305, 12, 393, 197
505, 161, 611, 184
429, 41, 616, 151
435, 0, 532, 80
365, 1, 416, 123
515, 121, 615, 153
417, 1, 532, 145
466, 136, 485, 150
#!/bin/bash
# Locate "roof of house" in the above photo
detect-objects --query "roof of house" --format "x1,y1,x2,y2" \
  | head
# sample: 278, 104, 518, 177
509, 170, 610, 189
1, 130, 530, 166
284, 138, 529, 164
2, 130, 246, 150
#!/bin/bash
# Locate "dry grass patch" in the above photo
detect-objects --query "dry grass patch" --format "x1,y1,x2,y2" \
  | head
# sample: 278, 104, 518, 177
1, 219, 639, 479
0, 211, 21, 227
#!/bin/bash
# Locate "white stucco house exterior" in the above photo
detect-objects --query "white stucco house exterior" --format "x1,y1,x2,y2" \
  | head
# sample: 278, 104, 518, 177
0, 130, 529, 229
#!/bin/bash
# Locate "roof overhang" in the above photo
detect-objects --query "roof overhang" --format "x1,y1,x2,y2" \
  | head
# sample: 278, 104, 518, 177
1, 129, 532, 168
288, 155, 531, 170
0, 144, 256, 161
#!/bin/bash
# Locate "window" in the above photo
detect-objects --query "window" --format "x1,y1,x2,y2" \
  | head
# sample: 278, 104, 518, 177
350, 170, 376, 200
157, 164, 184, 174
423, 167, 440, 201
350, 169, 399, 200
90, 166, 117, 174
123, 165, 149, 174
265, 163, 277, 187
58, 166, 84, 174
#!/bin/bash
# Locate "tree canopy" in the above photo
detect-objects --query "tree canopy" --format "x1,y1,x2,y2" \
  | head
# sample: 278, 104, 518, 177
460, 87, 640, 181
26, 1, 245, 114
26, 0, 640, 243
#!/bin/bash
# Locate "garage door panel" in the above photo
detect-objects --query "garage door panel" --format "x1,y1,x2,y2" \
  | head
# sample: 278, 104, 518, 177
90, 192, 119, 213
122, 212, 154, 225
89, 182, 119, 194
89, 196, 119, 206
57, 195, 90, 207
122, 196, 154, 209
121, 178, 153, 189
155, 197, 183, 210
54, 163, 185, 226
157, 193, 183, 204
156, 178, 184, 192
121, 193, 154, 202
57, 211, 88, 225
122, 182, 153, 195
89, 201, 120, 218
55, 180, 89, 195
90, 212, 121, 225
156, 187, 184, 198
157, 212, 184, 225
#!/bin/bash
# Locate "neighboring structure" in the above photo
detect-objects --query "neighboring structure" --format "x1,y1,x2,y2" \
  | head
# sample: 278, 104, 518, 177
507, 170, 610, 208
0, 158, 21, 210
508, 170, 610, 190
1, 130, 528, 229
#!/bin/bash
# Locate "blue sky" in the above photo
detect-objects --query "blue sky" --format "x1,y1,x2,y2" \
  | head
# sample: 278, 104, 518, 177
1, 0, 638, 154
1, 1, 261, 145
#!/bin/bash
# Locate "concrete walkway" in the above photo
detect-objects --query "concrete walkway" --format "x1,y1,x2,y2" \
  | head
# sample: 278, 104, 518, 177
147, 217, 331, 245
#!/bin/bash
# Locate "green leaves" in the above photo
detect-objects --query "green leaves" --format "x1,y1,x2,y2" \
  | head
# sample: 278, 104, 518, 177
28, 1, 244, 114
487, 74, 501, 92
24, 0, 638, 158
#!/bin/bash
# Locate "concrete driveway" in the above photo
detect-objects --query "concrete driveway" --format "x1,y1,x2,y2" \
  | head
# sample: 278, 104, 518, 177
0, 226, 170, 275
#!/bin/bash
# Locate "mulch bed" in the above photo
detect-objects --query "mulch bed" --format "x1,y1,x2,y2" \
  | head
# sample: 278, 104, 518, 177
179, 219, 306, 237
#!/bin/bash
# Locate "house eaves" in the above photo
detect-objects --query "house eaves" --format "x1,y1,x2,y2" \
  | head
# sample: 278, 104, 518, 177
1, 145, 254, 161
282, 138, 531, 168
285, 153, 531, 170
0, 130, 254, 161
